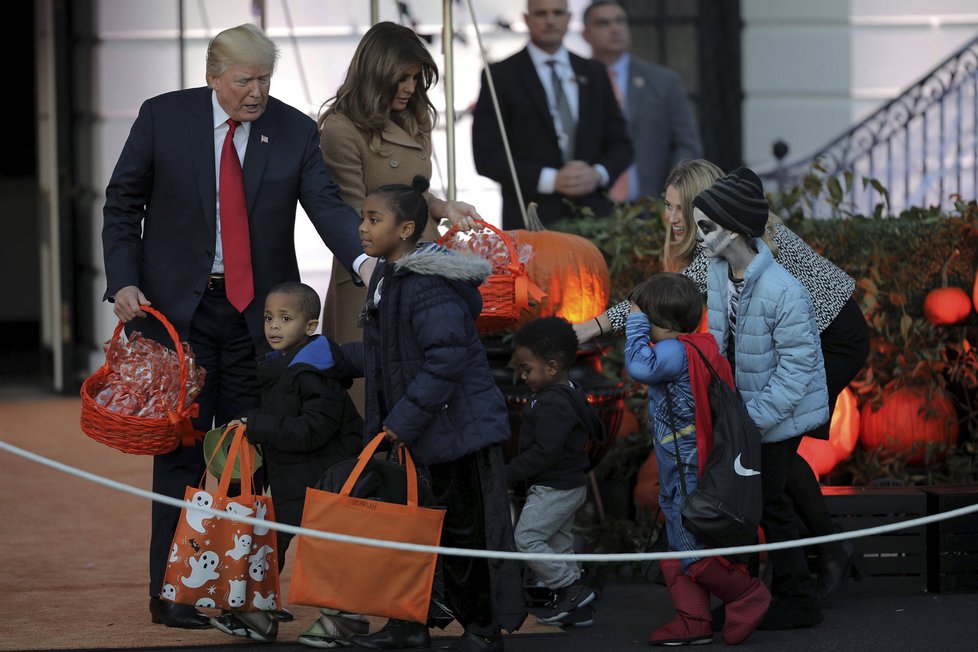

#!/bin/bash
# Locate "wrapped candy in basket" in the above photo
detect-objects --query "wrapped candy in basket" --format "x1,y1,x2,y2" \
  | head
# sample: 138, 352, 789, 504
80, 306, 206, 454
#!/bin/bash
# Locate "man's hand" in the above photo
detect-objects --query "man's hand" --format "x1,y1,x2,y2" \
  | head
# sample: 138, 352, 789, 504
112, 286, 150, 322
555, 161, 601, 198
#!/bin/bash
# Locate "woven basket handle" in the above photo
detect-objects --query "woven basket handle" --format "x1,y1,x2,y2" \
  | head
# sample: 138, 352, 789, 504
438, 219, 517, 268
108, 306, 190, 415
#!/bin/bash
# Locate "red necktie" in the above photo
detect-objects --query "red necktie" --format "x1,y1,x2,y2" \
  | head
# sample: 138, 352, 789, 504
608, 69, 631, 204
220, 119, 254, 312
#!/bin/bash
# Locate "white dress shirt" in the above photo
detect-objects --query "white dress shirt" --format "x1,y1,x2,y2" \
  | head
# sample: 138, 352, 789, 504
526, 43, 609, 194
211, 92, 251, 274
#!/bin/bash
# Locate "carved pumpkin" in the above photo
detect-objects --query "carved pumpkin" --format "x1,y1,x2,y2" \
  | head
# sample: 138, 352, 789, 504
859, 386, 958, 465
509, 203, 611, 325
798, 387, 860, 479
924, 249, 972, 326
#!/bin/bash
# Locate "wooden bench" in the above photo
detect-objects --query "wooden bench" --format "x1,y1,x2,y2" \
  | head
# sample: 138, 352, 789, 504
816, 486, 929, 594
922, 485, 978, 593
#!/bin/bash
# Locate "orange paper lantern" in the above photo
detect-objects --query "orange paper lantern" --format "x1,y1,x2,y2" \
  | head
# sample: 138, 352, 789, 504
798, 387, 860, 479
860, 386, 958, 465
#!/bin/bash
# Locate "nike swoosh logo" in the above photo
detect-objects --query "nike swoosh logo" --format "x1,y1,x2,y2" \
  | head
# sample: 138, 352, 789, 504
734, 453, 760, 477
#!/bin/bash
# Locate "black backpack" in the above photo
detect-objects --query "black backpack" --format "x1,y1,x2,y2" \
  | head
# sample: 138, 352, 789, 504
664, 339, 763, 548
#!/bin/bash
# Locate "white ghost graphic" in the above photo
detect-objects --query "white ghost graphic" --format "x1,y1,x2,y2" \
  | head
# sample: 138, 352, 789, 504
180, 550, 220, 588
169, 543, 180, 563
253, 500, 270, 536
227, 579, 247, 609
186, 490, 214, 534
248, 557, 266, 582
252, 591, 277, 611
225, 501, 254, 518
195, 597, 216, 608
248, 544, 274, 582
160, 583, 177, 601
225, 533, 252, 560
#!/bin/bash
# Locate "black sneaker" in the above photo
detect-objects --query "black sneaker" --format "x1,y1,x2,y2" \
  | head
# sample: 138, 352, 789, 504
536, 583, 596, 624
555, 604, 594, 628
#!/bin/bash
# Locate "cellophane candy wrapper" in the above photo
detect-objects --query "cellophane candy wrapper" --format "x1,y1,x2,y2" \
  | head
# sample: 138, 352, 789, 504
94, 331, 206, 418
440, 225, 535, 274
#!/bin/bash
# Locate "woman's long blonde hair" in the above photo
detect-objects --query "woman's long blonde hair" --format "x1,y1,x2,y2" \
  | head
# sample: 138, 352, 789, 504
318, 22, 438, 155
662, 159, 780, 270
662, 159, 724, 271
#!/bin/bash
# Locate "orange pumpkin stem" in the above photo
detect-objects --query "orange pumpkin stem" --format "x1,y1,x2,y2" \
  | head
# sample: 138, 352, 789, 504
940, 248, 960, 288
525, 202, 547, 233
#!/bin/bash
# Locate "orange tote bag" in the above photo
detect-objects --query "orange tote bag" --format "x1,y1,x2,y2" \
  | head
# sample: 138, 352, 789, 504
288, 433, 445, 623
161, 424, 281, 612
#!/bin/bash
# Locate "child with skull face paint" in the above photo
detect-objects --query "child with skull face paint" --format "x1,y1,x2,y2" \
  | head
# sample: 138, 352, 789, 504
692, 167, 830, 631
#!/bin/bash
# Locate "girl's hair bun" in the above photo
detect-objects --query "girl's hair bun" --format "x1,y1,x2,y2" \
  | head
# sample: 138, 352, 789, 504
411, 175, 430, 194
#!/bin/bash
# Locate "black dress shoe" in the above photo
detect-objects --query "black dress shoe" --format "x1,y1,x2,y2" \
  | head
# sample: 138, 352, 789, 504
149, 597, 211, 629
440, 630, 504, 652
350, 619, 431, 650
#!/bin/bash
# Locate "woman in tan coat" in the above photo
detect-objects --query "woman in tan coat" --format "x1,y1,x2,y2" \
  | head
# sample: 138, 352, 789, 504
319, 22, 479, 359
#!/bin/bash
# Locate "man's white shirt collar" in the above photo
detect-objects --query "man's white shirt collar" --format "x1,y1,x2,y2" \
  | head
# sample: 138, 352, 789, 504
527, 42, 571, 71
211, 90, 252, 136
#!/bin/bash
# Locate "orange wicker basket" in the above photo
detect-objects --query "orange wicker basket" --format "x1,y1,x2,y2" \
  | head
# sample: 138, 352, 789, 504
438, 220, 544, 334
80, 306, 202, 455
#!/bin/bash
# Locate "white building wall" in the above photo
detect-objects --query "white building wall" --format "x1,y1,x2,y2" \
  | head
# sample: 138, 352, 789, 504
743, 0, 978, 167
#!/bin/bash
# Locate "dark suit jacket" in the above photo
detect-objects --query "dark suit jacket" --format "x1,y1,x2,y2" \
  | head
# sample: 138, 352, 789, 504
471, 48, 633, 229
102, 86, 362, 348
626, 56, 703, 199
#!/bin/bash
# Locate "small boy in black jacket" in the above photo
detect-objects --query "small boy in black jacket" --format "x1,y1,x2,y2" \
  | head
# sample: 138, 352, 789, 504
213, 282, 365, 644
508, 317, 605, 627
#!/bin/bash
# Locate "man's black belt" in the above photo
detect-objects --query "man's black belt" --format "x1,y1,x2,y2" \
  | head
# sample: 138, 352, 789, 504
207, 274, 226, 292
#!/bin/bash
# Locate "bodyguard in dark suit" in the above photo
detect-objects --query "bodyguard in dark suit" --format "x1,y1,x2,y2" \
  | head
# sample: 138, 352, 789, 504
102, 24, 363, 629
471, 0, 633, 230
583, 1, 703, 201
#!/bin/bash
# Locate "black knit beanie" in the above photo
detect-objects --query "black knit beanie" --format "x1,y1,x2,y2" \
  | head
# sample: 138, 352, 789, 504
692, 166, 769, 237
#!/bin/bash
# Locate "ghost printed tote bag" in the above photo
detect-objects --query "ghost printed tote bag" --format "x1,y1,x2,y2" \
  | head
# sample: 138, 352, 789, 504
161, 424, 281, 612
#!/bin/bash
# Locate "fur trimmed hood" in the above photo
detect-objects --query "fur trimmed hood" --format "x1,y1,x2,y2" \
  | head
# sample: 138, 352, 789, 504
393, 242, 492, 284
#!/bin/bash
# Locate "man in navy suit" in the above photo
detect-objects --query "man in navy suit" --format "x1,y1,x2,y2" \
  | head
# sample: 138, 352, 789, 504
471, 0, 633, 230
583, 0, 703, 202
102, 23, 363, 630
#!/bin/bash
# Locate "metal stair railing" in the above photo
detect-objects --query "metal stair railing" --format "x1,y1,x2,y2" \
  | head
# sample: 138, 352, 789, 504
759, 33, 978, 217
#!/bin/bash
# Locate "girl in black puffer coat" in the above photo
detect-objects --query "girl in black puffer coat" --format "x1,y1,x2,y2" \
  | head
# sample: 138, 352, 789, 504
342, 177, 526, 651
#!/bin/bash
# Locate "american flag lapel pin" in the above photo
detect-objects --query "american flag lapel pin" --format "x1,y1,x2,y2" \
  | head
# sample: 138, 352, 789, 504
261, 134, 269, 144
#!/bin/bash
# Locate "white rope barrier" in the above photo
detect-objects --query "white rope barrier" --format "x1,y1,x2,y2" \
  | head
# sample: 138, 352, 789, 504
3, 438, 977, 562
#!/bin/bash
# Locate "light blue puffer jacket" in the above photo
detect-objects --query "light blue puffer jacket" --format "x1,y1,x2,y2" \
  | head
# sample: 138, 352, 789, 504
706, 240, 830, 444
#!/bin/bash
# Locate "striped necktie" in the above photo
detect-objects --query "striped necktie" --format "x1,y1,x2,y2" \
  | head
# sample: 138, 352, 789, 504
547, 60, 576, 162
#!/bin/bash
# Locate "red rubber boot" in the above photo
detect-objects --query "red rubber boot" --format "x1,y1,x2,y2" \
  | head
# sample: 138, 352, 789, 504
648, 559, 713, 646
689, 557, 771, 645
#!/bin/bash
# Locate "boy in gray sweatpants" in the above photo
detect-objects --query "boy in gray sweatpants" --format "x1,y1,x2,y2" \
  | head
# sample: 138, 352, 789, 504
507, 317, 605, 627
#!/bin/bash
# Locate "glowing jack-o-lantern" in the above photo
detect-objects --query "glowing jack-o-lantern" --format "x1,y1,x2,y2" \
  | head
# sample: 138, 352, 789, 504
798, 387, 860, 479
860, 386, 958, 465
509, 203, 611, 325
